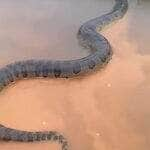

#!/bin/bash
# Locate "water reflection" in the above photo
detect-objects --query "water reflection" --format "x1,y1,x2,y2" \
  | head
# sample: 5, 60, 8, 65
0, 0, 150, 150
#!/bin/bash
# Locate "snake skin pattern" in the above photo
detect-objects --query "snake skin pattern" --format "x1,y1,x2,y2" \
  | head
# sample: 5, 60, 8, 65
0, 0, 128, 149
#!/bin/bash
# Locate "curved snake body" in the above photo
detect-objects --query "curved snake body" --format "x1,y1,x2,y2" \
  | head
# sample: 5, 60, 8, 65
0, 0, 128, 149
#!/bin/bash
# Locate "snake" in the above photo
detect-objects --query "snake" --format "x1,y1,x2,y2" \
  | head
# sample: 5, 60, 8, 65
0, 0, 128, 149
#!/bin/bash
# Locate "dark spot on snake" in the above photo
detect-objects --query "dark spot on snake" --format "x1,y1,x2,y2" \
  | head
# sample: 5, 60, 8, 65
54, 69, 61, 77
7, 72, 14, 82
53, 135, 59, 141
22, 71, 28, 78
27, 134, 34, 142
9, 77, 14, 82
62, 142, 68, 150
107, 49, 111, 55
88, 60, 96, 69
54, 63, 61, 78
36, 132, 42, 141
42, 67, 49, 78
47, 133, 52, 140
41, 134, 46, 140
3, 130, 11, 141
101, 56, 107, 63
73, 63, 81, 74
34, 61, 43, 77
14, 70, 19, 78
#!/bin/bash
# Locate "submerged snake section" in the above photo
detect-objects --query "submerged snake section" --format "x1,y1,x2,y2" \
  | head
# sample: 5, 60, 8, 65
0, 0, 128, 149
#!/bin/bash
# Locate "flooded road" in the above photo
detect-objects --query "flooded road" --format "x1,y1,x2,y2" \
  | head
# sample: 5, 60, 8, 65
0, 0, 150, 150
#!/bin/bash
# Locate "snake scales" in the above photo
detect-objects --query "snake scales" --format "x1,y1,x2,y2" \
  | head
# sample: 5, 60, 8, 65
0, 0, 128, 149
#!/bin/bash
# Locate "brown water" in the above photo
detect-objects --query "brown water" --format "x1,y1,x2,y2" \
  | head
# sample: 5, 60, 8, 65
0, 0, 150, 150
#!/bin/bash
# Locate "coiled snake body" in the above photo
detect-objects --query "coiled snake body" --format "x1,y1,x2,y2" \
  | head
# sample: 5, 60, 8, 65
0, 0, 128, 149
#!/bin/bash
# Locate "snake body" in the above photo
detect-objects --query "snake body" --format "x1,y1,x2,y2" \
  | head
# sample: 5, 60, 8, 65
0, 0, 128, 149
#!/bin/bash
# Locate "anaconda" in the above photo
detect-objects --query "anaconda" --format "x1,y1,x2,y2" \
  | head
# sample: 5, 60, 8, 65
0, 0, 128, 149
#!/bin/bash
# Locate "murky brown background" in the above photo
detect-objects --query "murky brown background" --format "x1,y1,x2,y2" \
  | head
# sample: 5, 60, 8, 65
0, 0, 150, 150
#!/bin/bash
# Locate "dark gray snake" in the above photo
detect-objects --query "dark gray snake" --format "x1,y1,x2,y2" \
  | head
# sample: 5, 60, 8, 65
0, 0, 128, 149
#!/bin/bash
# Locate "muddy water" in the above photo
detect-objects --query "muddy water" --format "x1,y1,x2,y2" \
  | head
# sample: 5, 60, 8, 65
0, 0, 150, 150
